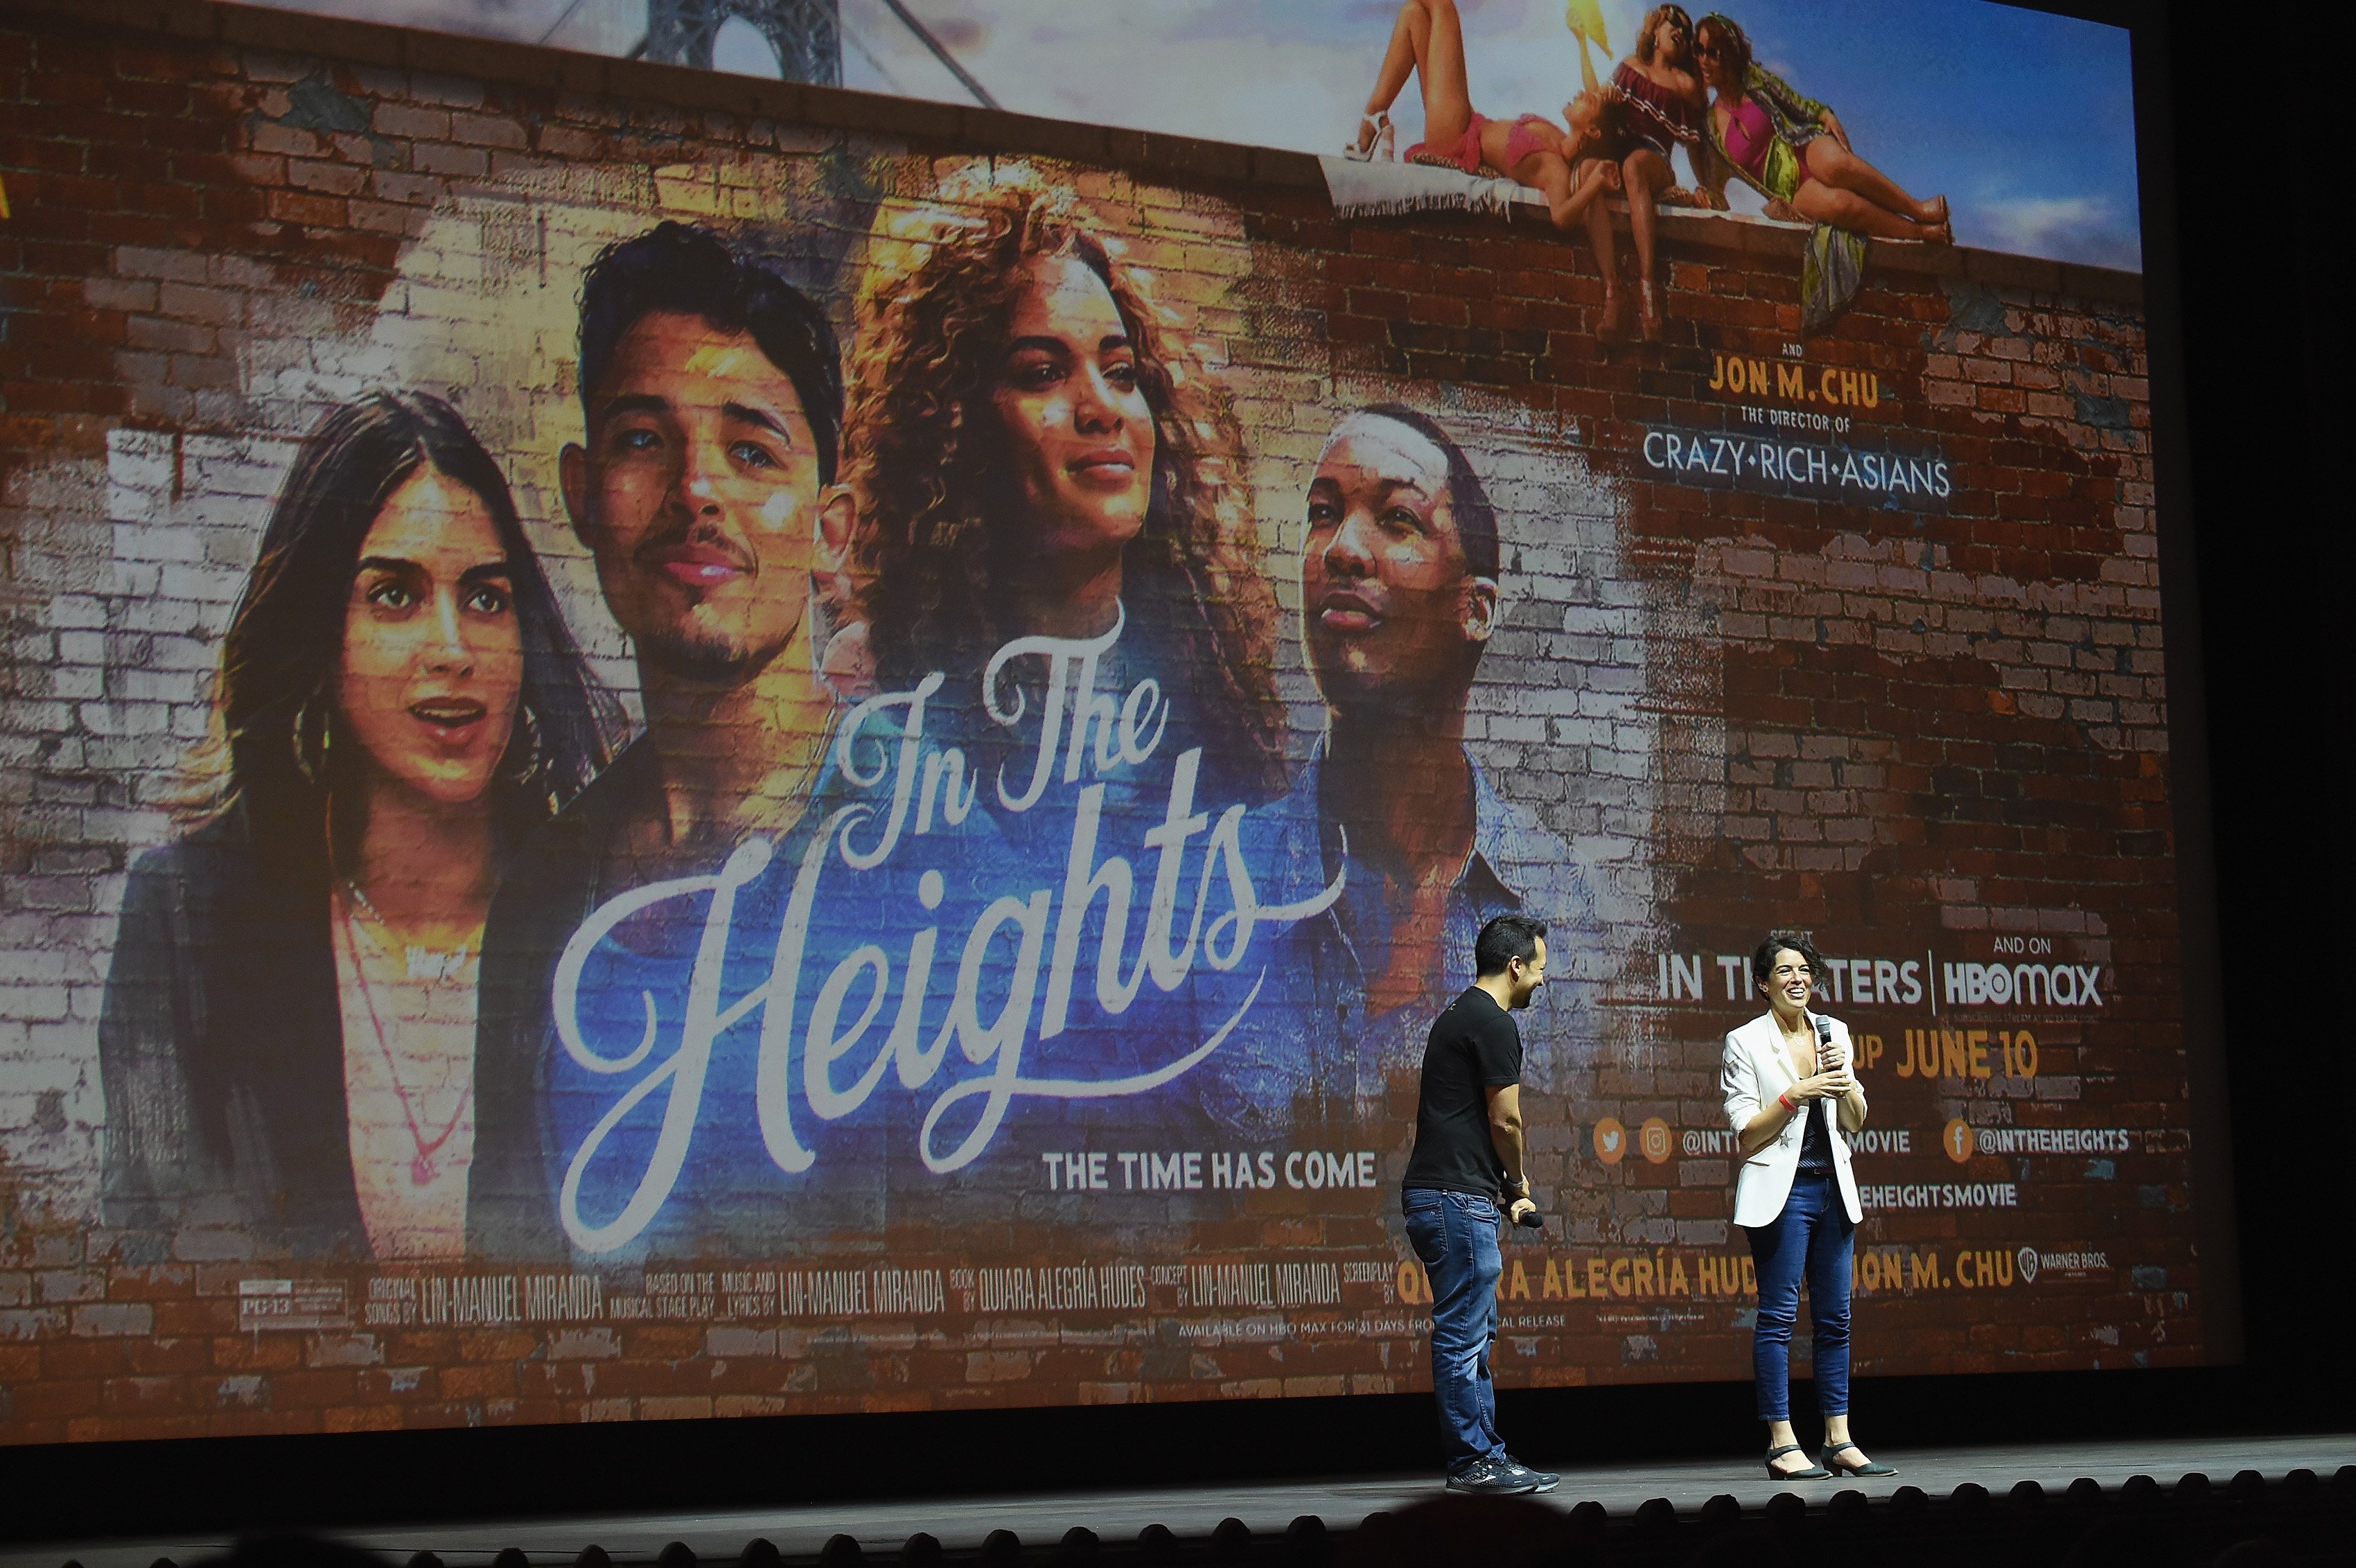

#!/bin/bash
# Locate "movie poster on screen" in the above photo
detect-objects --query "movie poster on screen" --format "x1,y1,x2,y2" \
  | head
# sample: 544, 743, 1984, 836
0, 0, 2192, 1443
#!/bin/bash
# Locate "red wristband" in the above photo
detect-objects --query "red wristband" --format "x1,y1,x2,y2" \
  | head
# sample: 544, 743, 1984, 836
1778, 1092, 1797, 1113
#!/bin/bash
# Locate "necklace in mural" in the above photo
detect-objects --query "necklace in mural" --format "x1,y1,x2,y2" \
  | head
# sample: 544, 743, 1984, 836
343, 878, 477, 981
337, 890, 473, 1188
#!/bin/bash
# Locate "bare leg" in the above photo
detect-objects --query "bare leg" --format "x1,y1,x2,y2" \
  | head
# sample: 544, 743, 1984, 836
1800, 138, 1943, 225
1791, 180, 1948, 242
1622, 146, 1673, 338
1766, 1418, 1811, 1476
1576, 159, 1623, 337
1363, 0, 1474, 148
1363, 4, 1426, 118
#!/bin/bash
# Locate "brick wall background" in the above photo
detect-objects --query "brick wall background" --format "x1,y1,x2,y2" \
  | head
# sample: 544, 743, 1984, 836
0, 0, 2186, 1442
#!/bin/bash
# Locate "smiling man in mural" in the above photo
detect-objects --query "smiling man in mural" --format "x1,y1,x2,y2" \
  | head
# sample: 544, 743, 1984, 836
467, 220, 906, 1260
1245, 406, 1601, 1138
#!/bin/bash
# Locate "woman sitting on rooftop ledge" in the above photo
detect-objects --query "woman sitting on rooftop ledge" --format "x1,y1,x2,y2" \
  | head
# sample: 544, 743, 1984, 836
1691, 12, 1951, 243
1346, 0, 1630, 328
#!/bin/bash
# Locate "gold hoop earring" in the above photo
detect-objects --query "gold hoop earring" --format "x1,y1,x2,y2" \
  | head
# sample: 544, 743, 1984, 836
290, 694, 331, 789
500, 703, 546, 794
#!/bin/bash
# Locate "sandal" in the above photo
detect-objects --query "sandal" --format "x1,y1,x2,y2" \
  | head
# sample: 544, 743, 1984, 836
1765, 1443, 1831, 1481
1598, 285, 1626, 342
1344, 112, 1394, 162
1820, 1441, 1897, 1477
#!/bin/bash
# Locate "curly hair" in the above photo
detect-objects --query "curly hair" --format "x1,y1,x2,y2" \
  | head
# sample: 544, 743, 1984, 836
843, 171, 1286, 800
1635, 3, 1696, 64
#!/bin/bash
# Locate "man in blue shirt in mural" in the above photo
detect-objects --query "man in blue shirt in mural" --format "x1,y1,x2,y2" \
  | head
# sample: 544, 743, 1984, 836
1217, 404, 1599, 1140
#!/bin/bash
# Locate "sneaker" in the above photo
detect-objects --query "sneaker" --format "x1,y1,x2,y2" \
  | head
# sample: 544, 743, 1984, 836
1445, 1456, 1540, 1495
1498, 1456, 1560, 1493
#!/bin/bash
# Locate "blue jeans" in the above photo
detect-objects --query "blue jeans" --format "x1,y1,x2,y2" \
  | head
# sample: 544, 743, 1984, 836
1403, 1188, 1505, 1473
1742, 1171, 1853, 1422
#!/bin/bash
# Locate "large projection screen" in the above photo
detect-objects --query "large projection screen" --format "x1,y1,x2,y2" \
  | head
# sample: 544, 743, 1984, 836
0, 0, 2209, 1443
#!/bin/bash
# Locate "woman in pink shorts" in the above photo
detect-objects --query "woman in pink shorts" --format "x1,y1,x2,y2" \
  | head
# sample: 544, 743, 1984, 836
1347, 0, 1626, 297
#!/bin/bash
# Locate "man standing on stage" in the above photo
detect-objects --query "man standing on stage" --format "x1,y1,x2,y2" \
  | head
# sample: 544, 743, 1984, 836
1402, 912, 1559, 1495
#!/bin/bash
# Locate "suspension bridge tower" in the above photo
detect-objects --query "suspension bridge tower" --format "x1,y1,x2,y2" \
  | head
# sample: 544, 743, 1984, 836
642, 0, 841, 85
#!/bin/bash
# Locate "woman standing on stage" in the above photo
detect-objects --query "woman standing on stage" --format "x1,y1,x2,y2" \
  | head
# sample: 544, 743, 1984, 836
1721, 932, 1896, 1480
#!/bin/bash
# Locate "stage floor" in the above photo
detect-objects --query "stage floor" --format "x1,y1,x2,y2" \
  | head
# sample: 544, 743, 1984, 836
11, 1433, 2350, 1566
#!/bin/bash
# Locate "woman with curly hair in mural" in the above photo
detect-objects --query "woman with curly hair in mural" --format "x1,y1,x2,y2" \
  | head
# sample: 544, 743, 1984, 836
838, 170, 1288, 819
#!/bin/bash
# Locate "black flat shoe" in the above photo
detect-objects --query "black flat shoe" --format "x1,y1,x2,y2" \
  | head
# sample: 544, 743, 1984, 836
1821, 1441, 1897, 1477
1765, 1443, 1832, 1480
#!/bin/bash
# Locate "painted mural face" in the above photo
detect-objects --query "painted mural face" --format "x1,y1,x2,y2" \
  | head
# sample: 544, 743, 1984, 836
336, 466, 523, 809
1565, 89, 1608, 142
1302, 413, 1485, 715
1693, 25, 1736, 91
1653, 9, 1692, 65
565, 310, 825, 685
990, 252, 1154, 565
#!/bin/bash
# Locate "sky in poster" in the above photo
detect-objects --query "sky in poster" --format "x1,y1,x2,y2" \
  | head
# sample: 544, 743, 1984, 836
252, 0, 2141, 270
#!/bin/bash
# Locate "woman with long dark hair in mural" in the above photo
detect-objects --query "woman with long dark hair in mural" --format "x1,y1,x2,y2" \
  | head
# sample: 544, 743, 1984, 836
100, 391, 619, 1262
840, 168, 1288, 813
1721, 932, 1895, 1481
1691, 12, 1949, 241
1345, 0, 1627, 261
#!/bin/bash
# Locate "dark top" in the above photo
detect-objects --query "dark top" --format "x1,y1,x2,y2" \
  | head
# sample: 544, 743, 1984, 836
1400, 987, 1523, 1200
469, 737, 665, 1261
1612, 59, 1704, 156
468, 728, 901, 1262
1795, 1095, 1836, 1173
98, 795, 365, 1262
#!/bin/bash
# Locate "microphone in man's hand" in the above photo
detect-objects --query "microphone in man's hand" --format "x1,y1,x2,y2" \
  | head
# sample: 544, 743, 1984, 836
1512, 1205, 1546, 1230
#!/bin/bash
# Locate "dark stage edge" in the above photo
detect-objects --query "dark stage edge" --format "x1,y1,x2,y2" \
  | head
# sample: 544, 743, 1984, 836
8, 1434, 2350, 1566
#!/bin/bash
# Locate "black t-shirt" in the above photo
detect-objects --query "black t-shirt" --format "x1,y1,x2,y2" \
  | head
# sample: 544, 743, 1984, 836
1401, 987, 1524, 1199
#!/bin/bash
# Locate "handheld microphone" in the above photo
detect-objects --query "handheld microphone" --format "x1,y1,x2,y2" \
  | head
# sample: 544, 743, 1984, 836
1813, 1012, 1834, 1070
1513, 1206, 1546, 1230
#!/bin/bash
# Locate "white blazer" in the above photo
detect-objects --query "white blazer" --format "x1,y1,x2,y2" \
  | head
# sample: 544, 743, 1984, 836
1721, 1010, 1866, 1228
